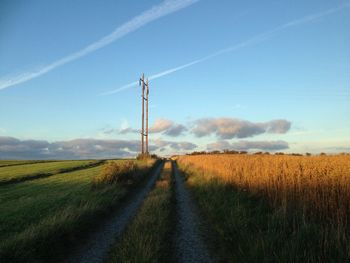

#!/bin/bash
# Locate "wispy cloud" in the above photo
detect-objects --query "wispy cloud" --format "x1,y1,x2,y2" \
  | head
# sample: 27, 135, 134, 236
0, 0, 199, 91
101, 3, 350, 95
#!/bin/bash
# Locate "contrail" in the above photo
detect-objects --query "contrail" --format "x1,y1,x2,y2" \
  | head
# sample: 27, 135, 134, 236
0, 0, 199, 91
100, 59, 205, 95
101, 3, 350, 96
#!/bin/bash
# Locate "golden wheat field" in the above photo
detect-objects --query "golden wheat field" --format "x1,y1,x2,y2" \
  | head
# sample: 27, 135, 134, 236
177, 154, 350, 232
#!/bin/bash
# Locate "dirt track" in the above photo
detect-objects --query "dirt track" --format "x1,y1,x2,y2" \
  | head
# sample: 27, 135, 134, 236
68, 161, 213, 263
172, 161, 214, 263
68, 162, 164, 263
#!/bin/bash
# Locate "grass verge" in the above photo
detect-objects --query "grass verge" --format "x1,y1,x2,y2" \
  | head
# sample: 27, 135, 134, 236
107, 161, 174, 263
177, 162, 350, 263
0, 159, 158, 263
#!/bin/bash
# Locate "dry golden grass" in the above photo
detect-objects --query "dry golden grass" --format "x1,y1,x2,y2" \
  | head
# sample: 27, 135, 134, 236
177, 154, 350, 233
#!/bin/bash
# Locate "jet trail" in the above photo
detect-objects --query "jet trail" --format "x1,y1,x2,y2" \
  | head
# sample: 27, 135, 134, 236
101, 3, 349, 96
0, 0, 199, 91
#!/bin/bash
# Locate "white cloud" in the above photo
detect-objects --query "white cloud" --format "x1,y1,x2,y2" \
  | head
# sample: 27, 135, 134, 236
116, 117, 291, 139
192, 118, 291, 139
149, 118, 187, 136
0, 136, 140, 159
153, 138, 197, 151
149, 119, 174, 133
0, 136, 197, 159
165, 124, 187, 136
119, 127, 139, 134
206, 140, 231, 151
207, 140, 289, 151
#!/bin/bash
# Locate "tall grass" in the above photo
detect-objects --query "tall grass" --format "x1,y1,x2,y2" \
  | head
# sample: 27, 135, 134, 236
107, 161, 173, 263
92, 159, 155, 187
177, 154, 350, 261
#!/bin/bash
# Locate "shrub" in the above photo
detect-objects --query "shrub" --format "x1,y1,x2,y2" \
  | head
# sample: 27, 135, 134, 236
92, 161, 137, 187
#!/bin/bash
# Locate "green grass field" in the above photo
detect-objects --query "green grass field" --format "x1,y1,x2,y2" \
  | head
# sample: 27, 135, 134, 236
0, 159, 155, 263
0, 160, 55, 167
0, 160, 100, 184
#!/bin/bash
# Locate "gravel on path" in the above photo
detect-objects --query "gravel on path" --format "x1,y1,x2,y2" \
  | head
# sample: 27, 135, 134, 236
68, 161, 164, 263
173, 161, 214, 263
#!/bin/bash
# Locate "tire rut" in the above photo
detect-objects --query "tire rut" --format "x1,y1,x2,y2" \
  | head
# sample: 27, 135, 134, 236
172, 161, 214, 263
68, 161, 164, 263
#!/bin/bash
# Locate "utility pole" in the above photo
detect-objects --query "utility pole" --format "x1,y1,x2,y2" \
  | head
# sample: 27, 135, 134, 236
140, 73, 145, 154
145, 78, 149, 154
139, 73, 150, 156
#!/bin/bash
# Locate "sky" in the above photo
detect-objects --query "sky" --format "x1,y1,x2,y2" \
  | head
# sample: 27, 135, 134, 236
0, 0, 349, 159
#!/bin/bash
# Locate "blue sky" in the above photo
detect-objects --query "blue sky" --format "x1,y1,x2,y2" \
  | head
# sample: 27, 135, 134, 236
0, 0, 349, 158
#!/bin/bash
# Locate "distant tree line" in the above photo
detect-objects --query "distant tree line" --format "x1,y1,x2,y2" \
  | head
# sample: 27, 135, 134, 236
185, 150, 350, 157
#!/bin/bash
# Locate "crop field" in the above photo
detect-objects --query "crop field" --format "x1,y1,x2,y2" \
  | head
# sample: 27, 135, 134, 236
0, 160, 101, 184
2, 155, 350, 263
2, 0, 350, 261
0, 159, 156, 262
177, 154, 350, 262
